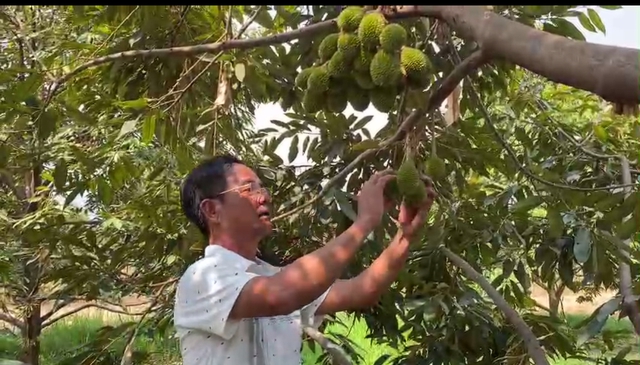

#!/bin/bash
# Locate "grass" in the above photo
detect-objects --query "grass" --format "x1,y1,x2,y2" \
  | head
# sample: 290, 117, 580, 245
0, 312, 637, 364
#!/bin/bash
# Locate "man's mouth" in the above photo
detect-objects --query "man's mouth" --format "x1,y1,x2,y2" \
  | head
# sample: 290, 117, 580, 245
258, 211, 271, 220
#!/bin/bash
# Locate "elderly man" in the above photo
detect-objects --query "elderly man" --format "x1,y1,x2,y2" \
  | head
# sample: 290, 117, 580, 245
174, 154, 435, 364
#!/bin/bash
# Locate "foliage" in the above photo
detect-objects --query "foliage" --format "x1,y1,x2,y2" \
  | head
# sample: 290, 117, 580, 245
0, 4, 638, 365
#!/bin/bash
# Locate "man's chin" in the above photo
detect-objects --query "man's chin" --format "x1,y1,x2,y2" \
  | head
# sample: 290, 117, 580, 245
258, 218, 273, 234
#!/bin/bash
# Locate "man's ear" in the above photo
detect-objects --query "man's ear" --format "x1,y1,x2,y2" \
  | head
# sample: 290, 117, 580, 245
200, 199, 220, 223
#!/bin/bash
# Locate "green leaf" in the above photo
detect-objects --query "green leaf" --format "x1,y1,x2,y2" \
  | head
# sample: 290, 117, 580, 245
235, 62, 246, 83
350, 139, 380, 152
334, 189, 357, 222
53, 159, 68, 191
142, 114, 156, 144
547, 208, 564, 238
587, 8, 606, 33
288, 135, 299, 163
117, 119, 138, 140
577, 297, 622, 346
116, 98, 148, 110
548, 18, 586, 41
511, 196, 543, 213
573, 226, 592, 264
599, 5, 622, 10
577, 12, 596, 32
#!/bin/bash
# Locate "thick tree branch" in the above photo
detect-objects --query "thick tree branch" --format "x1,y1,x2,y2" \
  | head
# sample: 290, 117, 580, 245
0, 312, 24, 331
421, 6, 640, 104
441, 247, 550, 365
617, 157, 640, 334
272, 50, 486, 222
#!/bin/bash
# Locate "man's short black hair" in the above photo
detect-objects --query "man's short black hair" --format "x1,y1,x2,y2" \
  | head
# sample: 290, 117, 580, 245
180, 154, 244, 237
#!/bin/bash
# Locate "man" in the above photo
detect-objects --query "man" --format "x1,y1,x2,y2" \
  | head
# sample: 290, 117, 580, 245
174, 154, 435, 365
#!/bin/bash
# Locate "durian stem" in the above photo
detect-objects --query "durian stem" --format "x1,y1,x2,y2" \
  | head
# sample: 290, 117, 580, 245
430, 116, 437, 157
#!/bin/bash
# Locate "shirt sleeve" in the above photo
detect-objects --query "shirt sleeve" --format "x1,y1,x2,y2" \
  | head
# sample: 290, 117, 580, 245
299, 286, 331, 329
174, 261, 259, 340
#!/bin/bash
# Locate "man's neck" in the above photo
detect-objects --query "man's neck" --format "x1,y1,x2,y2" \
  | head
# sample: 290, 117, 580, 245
209, 233, 259, 261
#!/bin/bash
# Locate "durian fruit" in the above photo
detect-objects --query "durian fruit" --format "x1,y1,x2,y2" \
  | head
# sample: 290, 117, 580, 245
358, 12, 387, 50
337, 32, 361, 60
348, 86, 370, 112
306, 67, 330, 92
318, 33, 340, 62
370, 51, 402, 87
354, 72, 375, 90
353, 49, 374, 72
303, 90, 325, 113
295, 68, 315, 89
336, 6, 365, 32
400, 47, 431, 89
425, 156, 447, 181
327, 51, 350, 77
397, 158, 426, 207
379, 24, 407, 53
369, 87, 397, 113
326, 89, 348, 113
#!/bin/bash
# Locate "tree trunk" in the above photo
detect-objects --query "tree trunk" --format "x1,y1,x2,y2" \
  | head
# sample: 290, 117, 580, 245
19, 304, 42, 365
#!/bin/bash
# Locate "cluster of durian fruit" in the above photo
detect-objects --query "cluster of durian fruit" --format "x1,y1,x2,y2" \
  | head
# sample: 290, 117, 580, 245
294, 6, 431, 115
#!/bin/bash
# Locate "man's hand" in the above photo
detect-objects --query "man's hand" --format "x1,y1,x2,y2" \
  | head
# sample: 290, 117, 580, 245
355, 170, 396, 232
396, 183, 437, 242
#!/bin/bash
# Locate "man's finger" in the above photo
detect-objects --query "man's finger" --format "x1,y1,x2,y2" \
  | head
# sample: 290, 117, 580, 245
377, 174, 396, 187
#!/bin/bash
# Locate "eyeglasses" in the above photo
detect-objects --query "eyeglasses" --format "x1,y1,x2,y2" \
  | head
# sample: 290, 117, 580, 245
218, 183, 270, 199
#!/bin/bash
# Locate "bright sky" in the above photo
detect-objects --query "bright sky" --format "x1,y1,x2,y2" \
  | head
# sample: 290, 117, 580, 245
253, 6, 640, 167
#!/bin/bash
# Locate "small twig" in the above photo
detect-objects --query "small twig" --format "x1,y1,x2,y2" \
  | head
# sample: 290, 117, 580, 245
89, 6, 139, 58
303, 326, 352, 365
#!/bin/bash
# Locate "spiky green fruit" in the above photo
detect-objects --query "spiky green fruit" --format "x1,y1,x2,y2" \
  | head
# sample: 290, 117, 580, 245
379, 24, 407, 53
353, 50, 374, 72
354, 72, 375, 90
337, 32, 361, 60
358, 12, 387, 50
295, 68, 315, 89
369, 87, 397, 113
400, 47, 431, 88
337, 6, 365, 32
306, 67, 330, 92
303, 91, 324, 113
384, 177, 401, 201
326, 89, 348, 113
397, 159, 426, 207
425, 156, 447, 181
318, 33, 340, 61
370, 51, 402, 87
348, 86, 370, 111
327, 51, 350, 77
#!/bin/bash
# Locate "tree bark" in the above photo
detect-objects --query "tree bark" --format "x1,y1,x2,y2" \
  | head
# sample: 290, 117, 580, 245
414, 6, 640, 104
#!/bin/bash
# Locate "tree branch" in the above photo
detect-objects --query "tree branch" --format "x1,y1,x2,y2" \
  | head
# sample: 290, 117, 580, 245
441, 247, 550, 365
41, 302, 154, 329
617, 156, 640, 334
272, 49, 486, 222
0, 312, 24, 331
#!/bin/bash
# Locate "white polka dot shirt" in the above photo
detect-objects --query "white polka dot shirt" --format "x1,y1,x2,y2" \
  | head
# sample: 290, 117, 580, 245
174, 245, 330, 365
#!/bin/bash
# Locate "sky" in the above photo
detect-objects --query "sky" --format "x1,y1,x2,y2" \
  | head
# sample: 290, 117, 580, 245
252, 6, 640, 167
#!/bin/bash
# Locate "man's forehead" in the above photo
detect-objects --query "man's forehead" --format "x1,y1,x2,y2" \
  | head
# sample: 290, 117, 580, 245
225, 163, 260, 185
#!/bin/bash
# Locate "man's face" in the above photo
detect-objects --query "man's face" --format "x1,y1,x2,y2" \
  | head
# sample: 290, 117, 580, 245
216, 163, 273, 238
